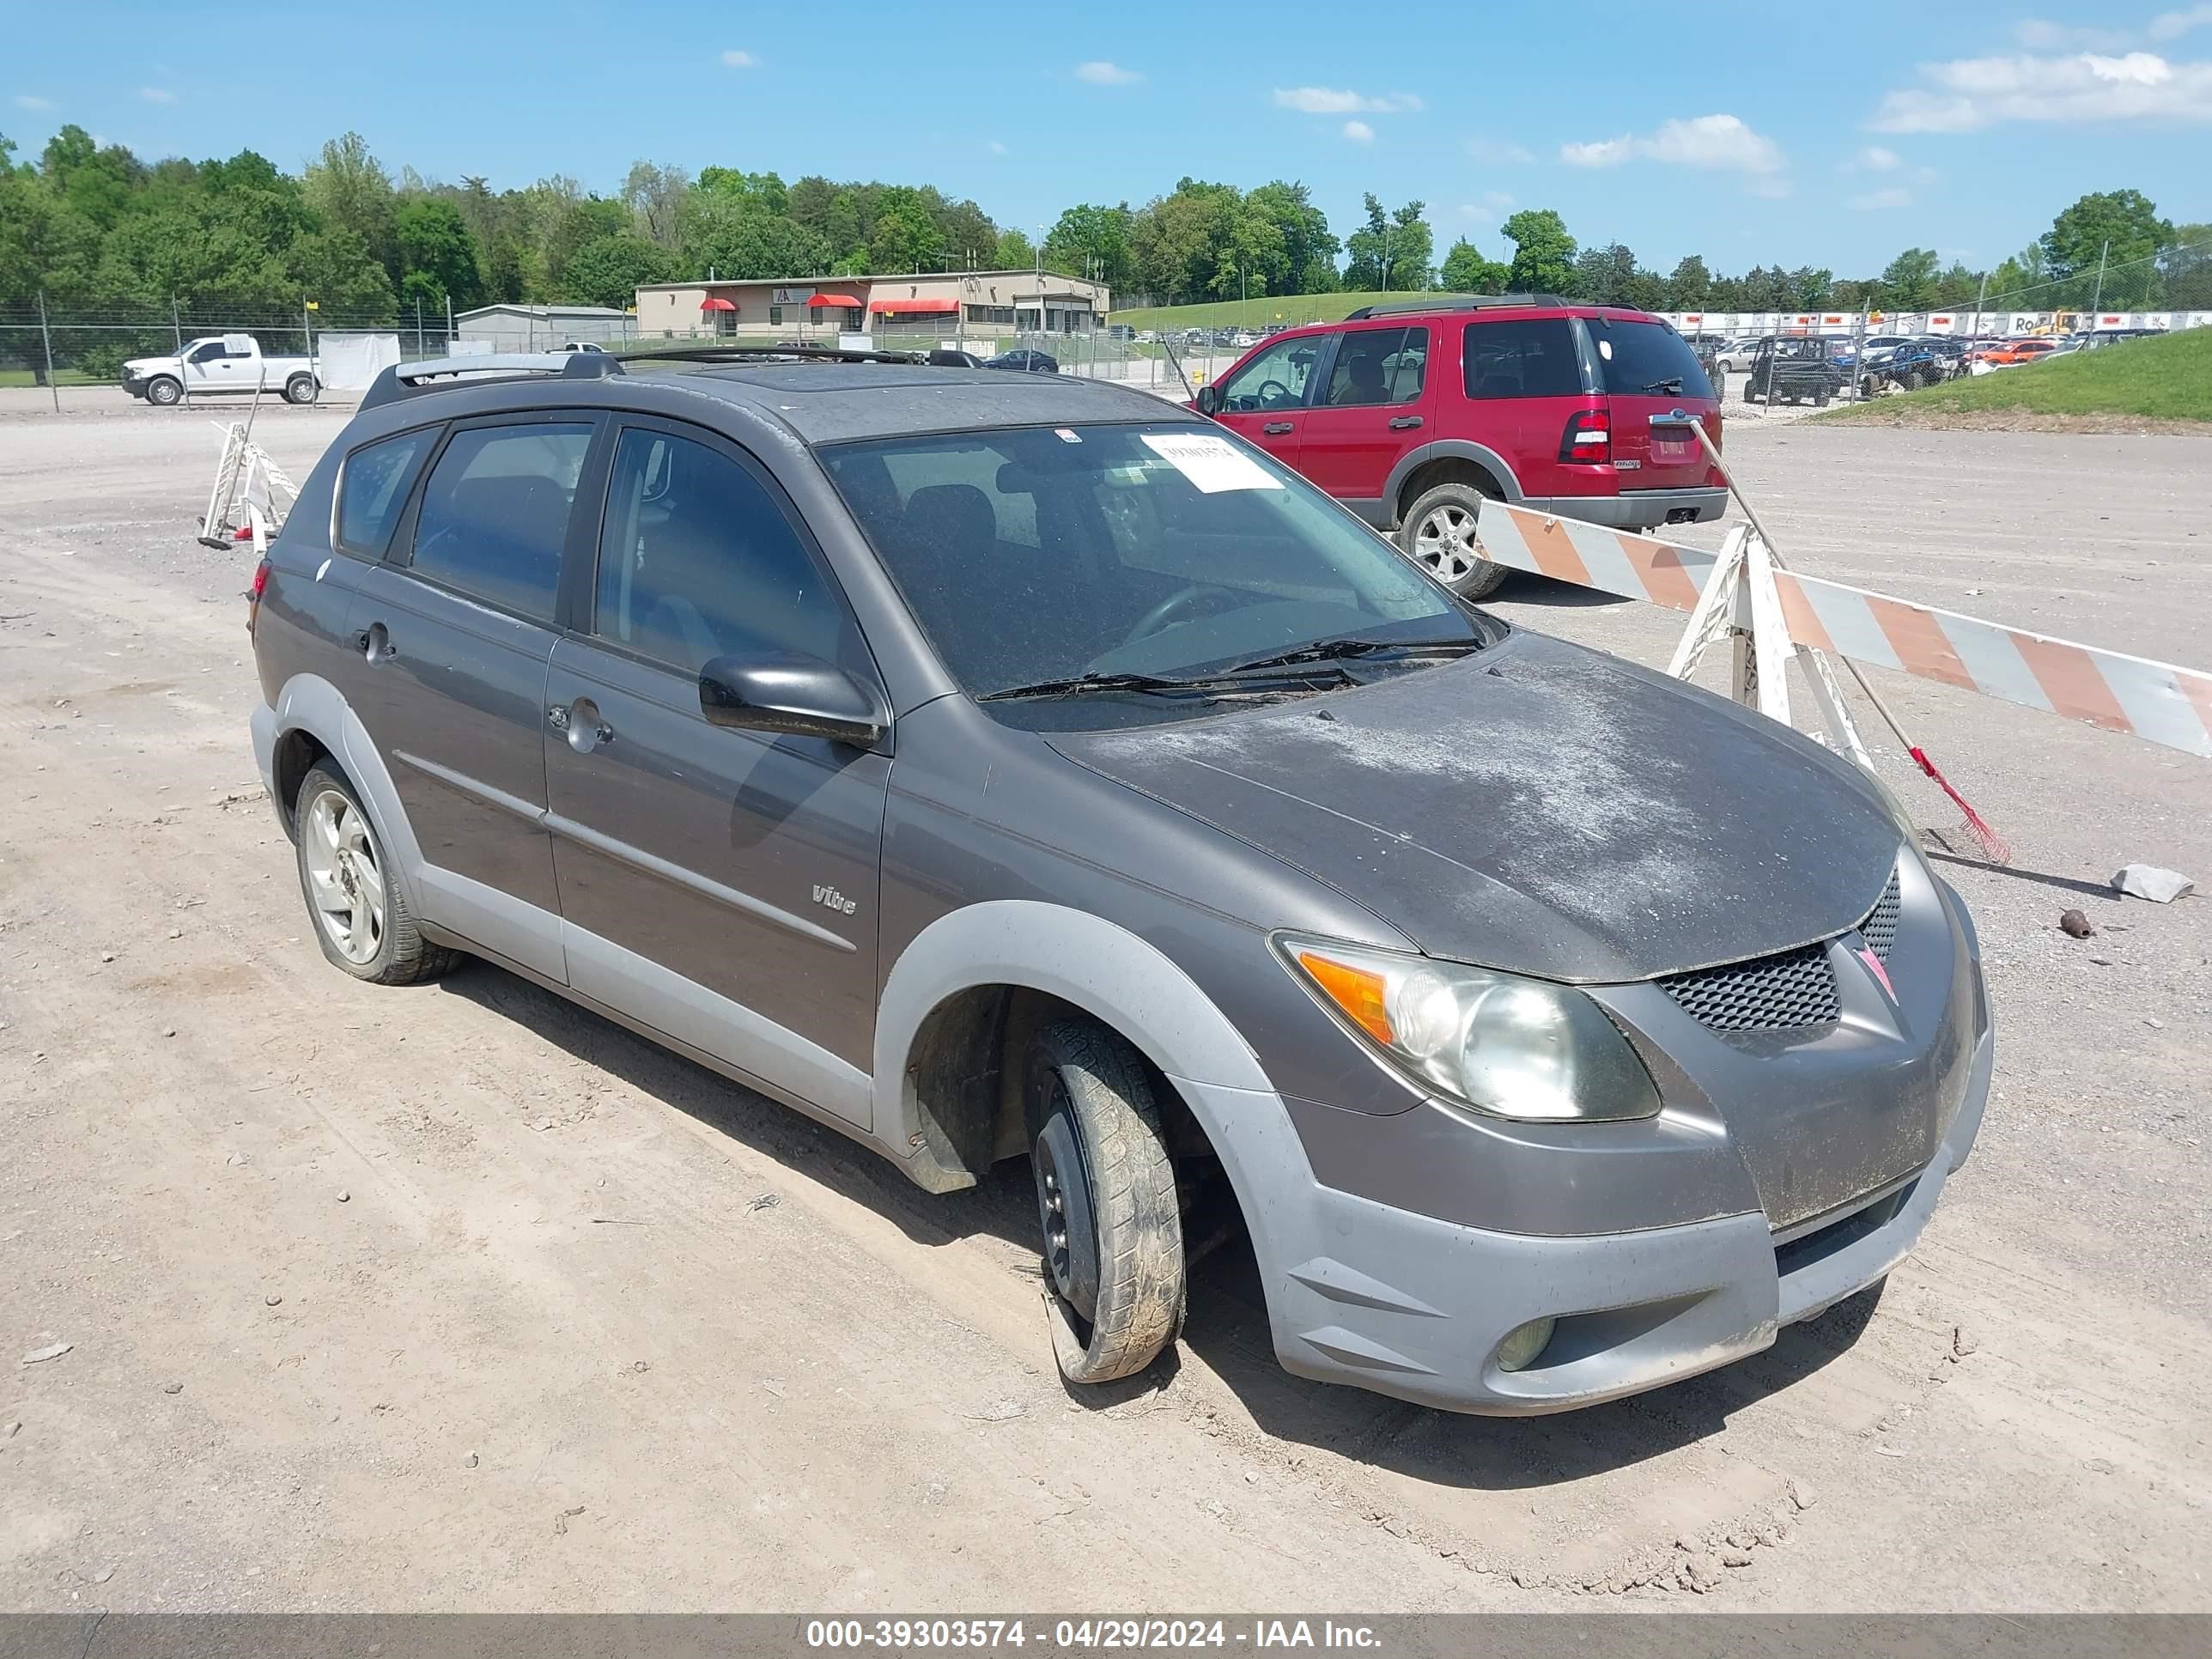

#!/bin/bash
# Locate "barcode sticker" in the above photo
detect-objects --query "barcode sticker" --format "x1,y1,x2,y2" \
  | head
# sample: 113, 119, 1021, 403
1140, 432, 1283, 494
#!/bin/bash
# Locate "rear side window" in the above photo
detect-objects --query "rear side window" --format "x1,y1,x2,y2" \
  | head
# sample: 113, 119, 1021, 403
1584, 319, 1716, 398
335, 428, 434, 557
1321, 326, 1427, 407
1463, 319, 1584, 399
408, 422, 592, 623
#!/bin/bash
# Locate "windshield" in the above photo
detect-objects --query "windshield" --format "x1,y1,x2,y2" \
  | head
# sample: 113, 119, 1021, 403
819, 422, 1486, 722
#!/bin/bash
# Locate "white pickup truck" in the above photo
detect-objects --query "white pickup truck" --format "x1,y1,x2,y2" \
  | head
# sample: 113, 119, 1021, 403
121, 335, 321, 406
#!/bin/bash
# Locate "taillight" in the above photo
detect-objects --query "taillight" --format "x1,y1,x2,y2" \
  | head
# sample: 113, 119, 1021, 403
246, 556, 271, 637
1559, 409, 1611, 464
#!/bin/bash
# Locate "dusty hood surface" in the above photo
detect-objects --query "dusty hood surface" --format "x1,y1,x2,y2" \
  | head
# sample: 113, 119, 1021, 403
1048, 632, 1900, 982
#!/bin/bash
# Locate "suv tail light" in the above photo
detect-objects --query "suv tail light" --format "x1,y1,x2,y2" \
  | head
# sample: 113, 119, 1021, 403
1558, 409, 1610, 464
246, 555, 271, 638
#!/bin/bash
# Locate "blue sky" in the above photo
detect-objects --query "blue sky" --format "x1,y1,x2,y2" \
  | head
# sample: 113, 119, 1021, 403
8, 2, 2209, 279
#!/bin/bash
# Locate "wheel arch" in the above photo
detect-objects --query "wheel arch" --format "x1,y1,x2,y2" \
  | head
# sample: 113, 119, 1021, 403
1383, 440, 1521, 529
260, 672, 429, 916
872, 902, 1303, 1270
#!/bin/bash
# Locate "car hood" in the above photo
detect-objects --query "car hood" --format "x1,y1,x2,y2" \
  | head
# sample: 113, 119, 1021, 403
1046, 632, 1900, 983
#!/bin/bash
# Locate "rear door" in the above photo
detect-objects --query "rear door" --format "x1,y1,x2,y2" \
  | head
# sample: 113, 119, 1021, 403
1206, 331, 1328, 471
541, 417, 889, 1127
346, 414, 599, 982
1296, 325, 1431, 516
1580, 315, 1721, 493
1460, 314, 1592, 501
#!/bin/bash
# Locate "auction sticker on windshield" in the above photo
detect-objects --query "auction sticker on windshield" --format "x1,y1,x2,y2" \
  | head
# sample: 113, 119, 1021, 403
1140, 432, 1282, 494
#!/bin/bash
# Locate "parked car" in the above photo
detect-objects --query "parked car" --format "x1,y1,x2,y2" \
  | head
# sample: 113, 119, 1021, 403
1852, 334, 1916, 368
1104, 324, 1135, 342
556, 341, 607, 355
121, 334, 321, 406
1714, 337, 1768, 374
1858, 338, 1957, 395
926, 349, 988, 368
2077, 327, 2165, 349
1745, 337, 1844, 406
1978, 337, 2066, 367
985, 348, 1059, 374
1195, 297, 1725, 599
248, 347, 1990, 1415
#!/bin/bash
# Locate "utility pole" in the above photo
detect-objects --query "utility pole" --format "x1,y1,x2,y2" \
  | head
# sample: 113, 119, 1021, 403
36, 289, 59, 413
173, 296, 189, 407
2088, 238, 2111, 325
1970, 269, 1988, 342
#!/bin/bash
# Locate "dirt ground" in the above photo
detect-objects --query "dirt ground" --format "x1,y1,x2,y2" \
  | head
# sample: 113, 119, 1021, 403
2, 389, 2208, 1614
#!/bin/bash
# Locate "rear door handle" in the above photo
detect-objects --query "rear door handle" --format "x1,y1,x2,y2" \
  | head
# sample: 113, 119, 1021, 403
1388, 415, 1424, 430
1261, 421, 1294, 434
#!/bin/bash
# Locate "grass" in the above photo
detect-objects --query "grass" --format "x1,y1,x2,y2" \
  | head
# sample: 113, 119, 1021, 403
1811, 325, 2212, 425
1107, 290, 1467, 333
0, 368, 103, 387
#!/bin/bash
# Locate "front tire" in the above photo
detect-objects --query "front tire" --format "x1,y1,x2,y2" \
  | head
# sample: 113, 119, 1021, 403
284, 374, 318, 405
1025, 1019, 1185, 1385
1400, 481, 1510, 599
145, 376, 182, 407
293, 763, 454, 985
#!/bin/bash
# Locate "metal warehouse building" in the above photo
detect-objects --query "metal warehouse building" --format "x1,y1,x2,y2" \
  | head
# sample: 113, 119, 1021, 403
634, 270, 1113, 341
455, 304, 635, 352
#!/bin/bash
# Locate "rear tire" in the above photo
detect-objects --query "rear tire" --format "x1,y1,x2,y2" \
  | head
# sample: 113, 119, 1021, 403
293, 763, 456, 986
1400, 481, 1510, 599
284, 374, 318, 405
145, 376, 182, 407
1025, 1018, 1185, 1385
1814, 384, 1831, 407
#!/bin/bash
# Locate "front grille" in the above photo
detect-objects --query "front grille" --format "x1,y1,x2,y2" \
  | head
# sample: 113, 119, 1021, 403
1860, 868, 1901, 961
1660, 942, 1839, 1034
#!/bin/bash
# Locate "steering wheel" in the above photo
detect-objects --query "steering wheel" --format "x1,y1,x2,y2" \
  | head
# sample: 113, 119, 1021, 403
1121, 584, 1234, 648
1255, 379, 1293, 409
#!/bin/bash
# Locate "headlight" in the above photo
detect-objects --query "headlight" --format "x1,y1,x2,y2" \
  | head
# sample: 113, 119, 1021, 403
1278, 937, 1662, 1122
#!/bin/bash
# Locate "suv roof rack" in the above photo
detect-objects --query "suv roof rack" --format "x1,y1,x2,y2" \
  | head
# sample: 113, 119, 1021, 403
1340, 294, 1571, 320
616, 343, 928, 368
359, 349, 620, 411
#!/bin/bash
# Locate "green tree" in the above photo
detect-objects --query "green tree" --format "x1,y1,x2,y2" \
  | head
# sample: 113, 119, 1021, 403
1878, 247, 1940, 307
621, 160, 692, 248
1500, 209, 1576, 295
1128, 179, 1241, 304
1342, 196, 1431, 290
1244, 180, 1339, 295
40, 125, 145, 229
2160, 225, 2212, 308
1042, 203, 1133, 287
0, 137, 100, 305
1438, 237, 1509, 294
1663, 256, 1711, 309
302, 132, 398, 279
2041, 189, 2172, 304
1571, 241, 1639, 303
558, 234, 677, 307
684, 194, 831, 280
392, 198, 485, 309
867, 186, 946, 272
994, 227, 1035, 269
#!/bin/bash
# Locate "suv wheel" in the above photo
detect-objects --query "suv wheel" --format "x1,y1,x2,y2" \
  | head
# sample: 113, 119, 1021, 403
1025, 1018, 1185, 1385
294, 764, 455, 985
1401, 482, 1510, 599
283, 373, 318, 405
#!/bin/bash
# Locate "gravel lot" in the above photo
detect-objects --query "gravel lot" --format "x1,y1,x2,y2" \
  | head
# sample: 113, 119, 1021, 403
2, 387, 2208, 1614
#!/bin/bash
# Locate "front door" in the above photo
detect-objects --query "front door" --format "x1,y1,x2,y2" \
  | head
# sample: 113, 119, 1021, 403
1207, 332, 1328, 470
346, 416, 597, 982
1296, 325, 1431, 516
543, 418, 890, 1127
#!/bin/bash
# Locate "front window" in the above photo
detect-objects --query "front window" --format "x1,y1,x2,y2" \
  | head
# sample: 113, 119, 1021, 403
1215, 336, 1324, 412
819, 422, 1490, 728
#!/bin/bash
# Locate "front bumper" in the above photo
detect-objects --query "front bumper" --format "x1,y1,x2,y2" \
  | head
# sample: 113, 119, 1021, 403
1523, 485, 1726, 530
1192, 1023, 1991, 1416
121, 370, 152, 397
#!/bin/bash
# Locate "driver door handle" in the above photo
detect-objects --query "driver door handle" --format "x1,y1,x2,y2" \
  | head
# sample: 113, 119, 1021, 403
1261, 421, 1294, 434
1389, 415, 1424, 430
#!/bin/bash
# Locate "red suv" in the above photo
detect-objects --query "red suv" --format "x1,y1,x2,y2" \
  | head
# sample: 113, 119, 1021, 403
1193, 296, 1725, 597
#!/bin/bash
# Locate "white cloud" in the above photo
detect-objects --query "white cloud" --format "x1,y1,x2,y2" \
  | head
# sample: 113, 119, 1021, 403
1273, 86, 1424, 114
1464, 137, 1534, 165
1455, 191, 1516, 222
988, 139, 1008, 155
1871, 50, 2212, 131
2151, 6, 2212, 40
1851, 186, 1914, 210
14, 93, 52, 110
1859, 144, 1901, 169
1341, 119, 1375, 143
137, 86, 176, 104
1560, 113, 1784, 173
720, 49, 757, 68
1075, 60, 1142, 85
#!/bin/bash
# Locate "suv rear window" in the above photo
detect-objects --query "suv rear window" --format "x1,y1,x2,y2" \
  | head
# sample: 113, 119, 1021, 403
1464, 319, 1583, 399
1583, 318, 1714, 398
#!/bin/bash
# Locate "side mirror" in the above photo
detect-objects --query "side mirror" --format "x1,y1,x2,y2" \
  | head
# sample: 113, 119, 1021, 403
1194, 384, 1222, 416
699, 653, 887, 748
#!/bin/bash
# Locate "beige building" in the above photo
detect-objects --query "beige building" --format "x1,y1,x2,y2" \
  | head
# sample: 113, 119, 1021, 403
633, 269, 1112, 342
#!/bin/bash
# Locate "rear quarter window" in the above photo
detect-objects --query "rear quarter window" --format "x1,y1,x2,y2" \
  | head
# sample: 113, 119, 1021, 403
1584, 319, 1716, 399
1463, 318, 1585, 399
335, 428, 436, 557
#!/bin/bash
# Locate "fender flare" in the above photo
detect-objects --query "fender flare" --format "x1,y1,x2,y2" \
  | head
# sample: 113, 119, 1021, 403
872, 901, 1311, 1279
262, 672, 430, 921
1379, 439, 1524, 528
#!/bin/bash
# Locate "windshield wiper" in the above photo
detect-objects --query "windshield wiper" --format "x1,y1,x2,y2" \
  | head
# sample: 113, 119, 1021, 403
1223, 635, 1485, 675
1641, 376, 1685, 393
975, 667, 1346, 703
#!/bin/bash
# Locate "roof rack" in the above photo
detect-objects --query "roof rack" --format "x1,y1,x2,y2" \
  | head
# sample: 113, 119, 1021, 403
359, 349, 620, 411
615, 343, 927, 368
1340, 294, 1571, 320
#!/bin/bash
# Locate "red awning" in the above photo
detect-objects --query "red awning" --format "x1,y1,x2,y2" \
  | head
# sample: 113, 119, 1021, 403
869, 296, 960, 314
807, 293, 863, 308
698, 296, 736, 312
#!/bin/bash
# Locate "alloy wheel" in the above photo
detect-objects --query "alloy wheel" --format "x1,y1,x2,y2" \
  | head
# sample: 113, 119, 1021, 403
303, 788, 386, 965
